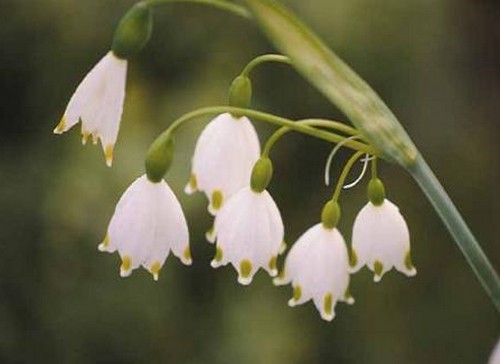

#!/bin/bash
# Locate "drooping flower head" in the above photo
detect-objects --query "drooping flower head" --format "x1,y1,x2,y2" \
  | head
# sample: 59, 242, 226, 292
210, 186, 284, 284
185, 112, 260, 215
54, 51, 127, 167
54, 3, 153, 166
99, 174, 191, 280
350, 178, 416, 282
275, 201, 353, 321
209, 157, 284, 285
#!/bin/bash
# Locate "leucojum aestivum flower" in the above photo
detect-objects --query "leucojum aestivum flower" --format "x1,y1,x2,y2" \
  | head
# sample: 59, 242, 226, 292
54, 0, 500, 333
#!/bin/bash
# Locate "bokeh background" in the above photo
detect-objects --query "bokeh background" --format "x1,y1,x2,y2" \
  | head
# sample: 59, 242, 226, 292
1, 0, 499, 363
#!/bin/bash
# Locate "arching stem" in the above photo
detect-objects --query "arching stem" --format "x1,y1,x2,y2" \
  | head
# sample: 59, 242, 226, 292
331, 151, 365, 203
159, 106, 380, 156
262, 119, 361, 157
240, 54, 292, 76
142, 0, 251, 18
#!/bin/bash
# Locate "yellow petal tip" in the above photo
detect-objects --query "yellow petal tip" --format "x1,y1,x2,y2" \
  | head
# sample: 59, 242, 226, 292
81, 131, 90, 145
120, 255, 131, 277
183, 246, 192, 265
150, 261, 161, 281
98, 234, 110, 251
105, 144, 114, 167
53, 116, 67, 134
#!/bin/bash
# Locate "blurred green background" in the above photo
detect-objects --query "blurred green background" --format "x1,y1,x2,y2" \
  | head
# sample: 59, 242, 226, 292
1, 0, 499, 362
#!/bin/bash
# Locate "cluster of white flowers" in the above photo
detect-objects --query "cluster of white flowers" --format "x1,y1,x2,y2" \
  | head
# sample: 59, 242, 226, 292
56, 54, 416, 321
50, 6, 498, 362
80, 109, 414, 321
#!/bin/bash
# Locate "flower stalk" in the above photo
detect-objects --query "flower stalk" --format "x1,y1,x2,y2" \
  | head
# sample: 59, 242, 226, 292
240, 54, 292, 76
331, 151, 365, 203
158, 106, 379, 155
262, 119, 362, 158
142, 0, 251, 18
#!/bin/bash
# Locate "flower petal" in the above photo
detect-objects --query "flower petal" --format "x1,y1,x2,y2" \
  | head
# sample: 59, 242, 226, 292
55, 51, 127, 166
103, 175, 190, 279
351, 199, 415, 281
279, 223, 351, 321
188, 113, 260, 214
212, 187, 284, 285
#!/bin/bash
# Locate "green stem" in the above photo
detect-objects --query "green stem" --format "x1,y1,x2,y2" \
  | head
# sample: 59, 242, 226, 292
142, 0, 251, 18
241, 54, 292, 76
262, 119, 361, 157
409, 154, 500, 312
161, 106, 380, 156
331, 150, 365, 202
371, 157, 378, 179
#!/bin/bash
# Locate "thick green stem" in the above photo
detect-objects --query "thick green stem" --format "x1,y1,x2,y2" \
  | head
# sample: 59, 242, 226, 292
409, 155, 500, 311
161, 106, 380, 156
331, 151, 365, 202
241, 54, 292, 76
262, 119, 361, 157
142, 0, 251, 18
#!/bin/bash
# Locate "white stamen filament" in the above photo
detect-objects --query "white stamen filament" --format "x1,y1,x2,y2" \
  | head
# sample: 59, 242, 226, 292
343, 154, 372, 190
324, 135, 361, 186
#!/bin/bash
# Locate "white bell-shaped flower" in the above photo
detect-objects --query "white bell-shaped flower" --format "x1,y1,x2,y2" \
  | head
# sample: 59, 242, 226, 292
210, 186, 284, 285
54, 51, 127, 167
351, 197, 416, 282
275, 221, 354, 321
99, 174, 191, 280
185, 113, 260, 215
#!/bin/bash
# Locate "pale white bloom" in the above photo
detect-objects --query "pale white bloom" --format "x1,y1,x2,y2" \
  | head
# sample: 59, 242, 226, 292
99, 174, 191, 280
185, 113, 260, 215
275, 223, 353, 321
489, 337, 500, 364
210, 186, 284, 285
350, 199, 416, 282
54, 51, 127, 167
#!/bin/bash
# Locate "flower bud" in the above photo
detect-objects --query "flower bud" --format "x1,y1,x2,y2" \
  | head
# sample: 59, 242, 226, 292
321, 200, 341, 229
368, 178, 386, 206
250, 157, 273, 192
145, 133, 175, 183
228, 75, 252, 116
112, 2, 153, 59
